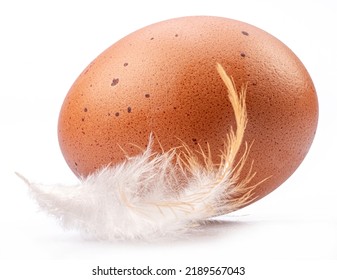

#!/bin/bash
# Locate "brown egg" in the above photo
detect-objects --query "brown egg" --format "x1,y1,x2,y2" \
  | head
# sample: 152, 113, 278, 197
58, 16, 318, 204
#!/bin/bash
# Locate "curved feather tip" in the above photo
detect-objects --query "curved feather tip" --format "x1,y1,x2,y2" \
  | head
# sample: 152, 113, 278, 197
17, 64, 263, 240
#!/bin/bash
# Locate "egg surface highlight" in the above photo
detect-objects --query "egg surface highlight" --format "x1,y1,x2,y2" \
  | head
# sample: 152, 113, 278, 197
58, 16, 318, 205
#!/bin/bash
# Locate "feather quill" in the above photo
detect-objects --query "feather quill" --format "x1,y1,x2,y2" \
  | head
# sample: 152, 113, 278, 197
17, 64, 262, 240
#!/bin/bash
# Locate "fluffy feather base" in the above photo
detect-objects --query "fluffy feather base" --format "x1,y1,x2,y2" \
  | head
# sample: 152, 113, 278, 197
17, 64, 262, 240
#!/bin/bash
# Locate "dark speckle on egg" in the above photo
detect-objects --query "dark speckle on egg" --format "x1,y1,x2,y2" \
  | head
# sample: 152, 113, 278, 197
111, 78, 119, 86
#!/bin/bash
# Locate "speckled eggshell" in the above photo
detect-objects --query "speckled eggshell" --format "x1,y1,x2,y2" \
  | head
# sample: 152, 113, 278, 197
58, 16, 318, 203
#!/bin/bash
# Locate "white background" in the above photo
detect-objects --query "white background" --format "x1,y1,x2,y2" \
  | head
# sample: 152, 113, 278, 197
1, 0, 336, 278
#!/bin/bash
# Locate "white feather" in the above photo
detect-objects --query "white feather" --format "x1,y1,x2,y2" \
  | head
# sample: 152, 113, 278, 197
16, 64, 263, 240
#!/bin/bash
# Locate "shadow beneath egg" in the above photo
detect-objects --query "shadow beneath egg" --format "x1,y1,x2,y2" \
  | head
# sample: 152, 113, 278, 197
45, 216, 261, 247
183, 217, 257, 240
